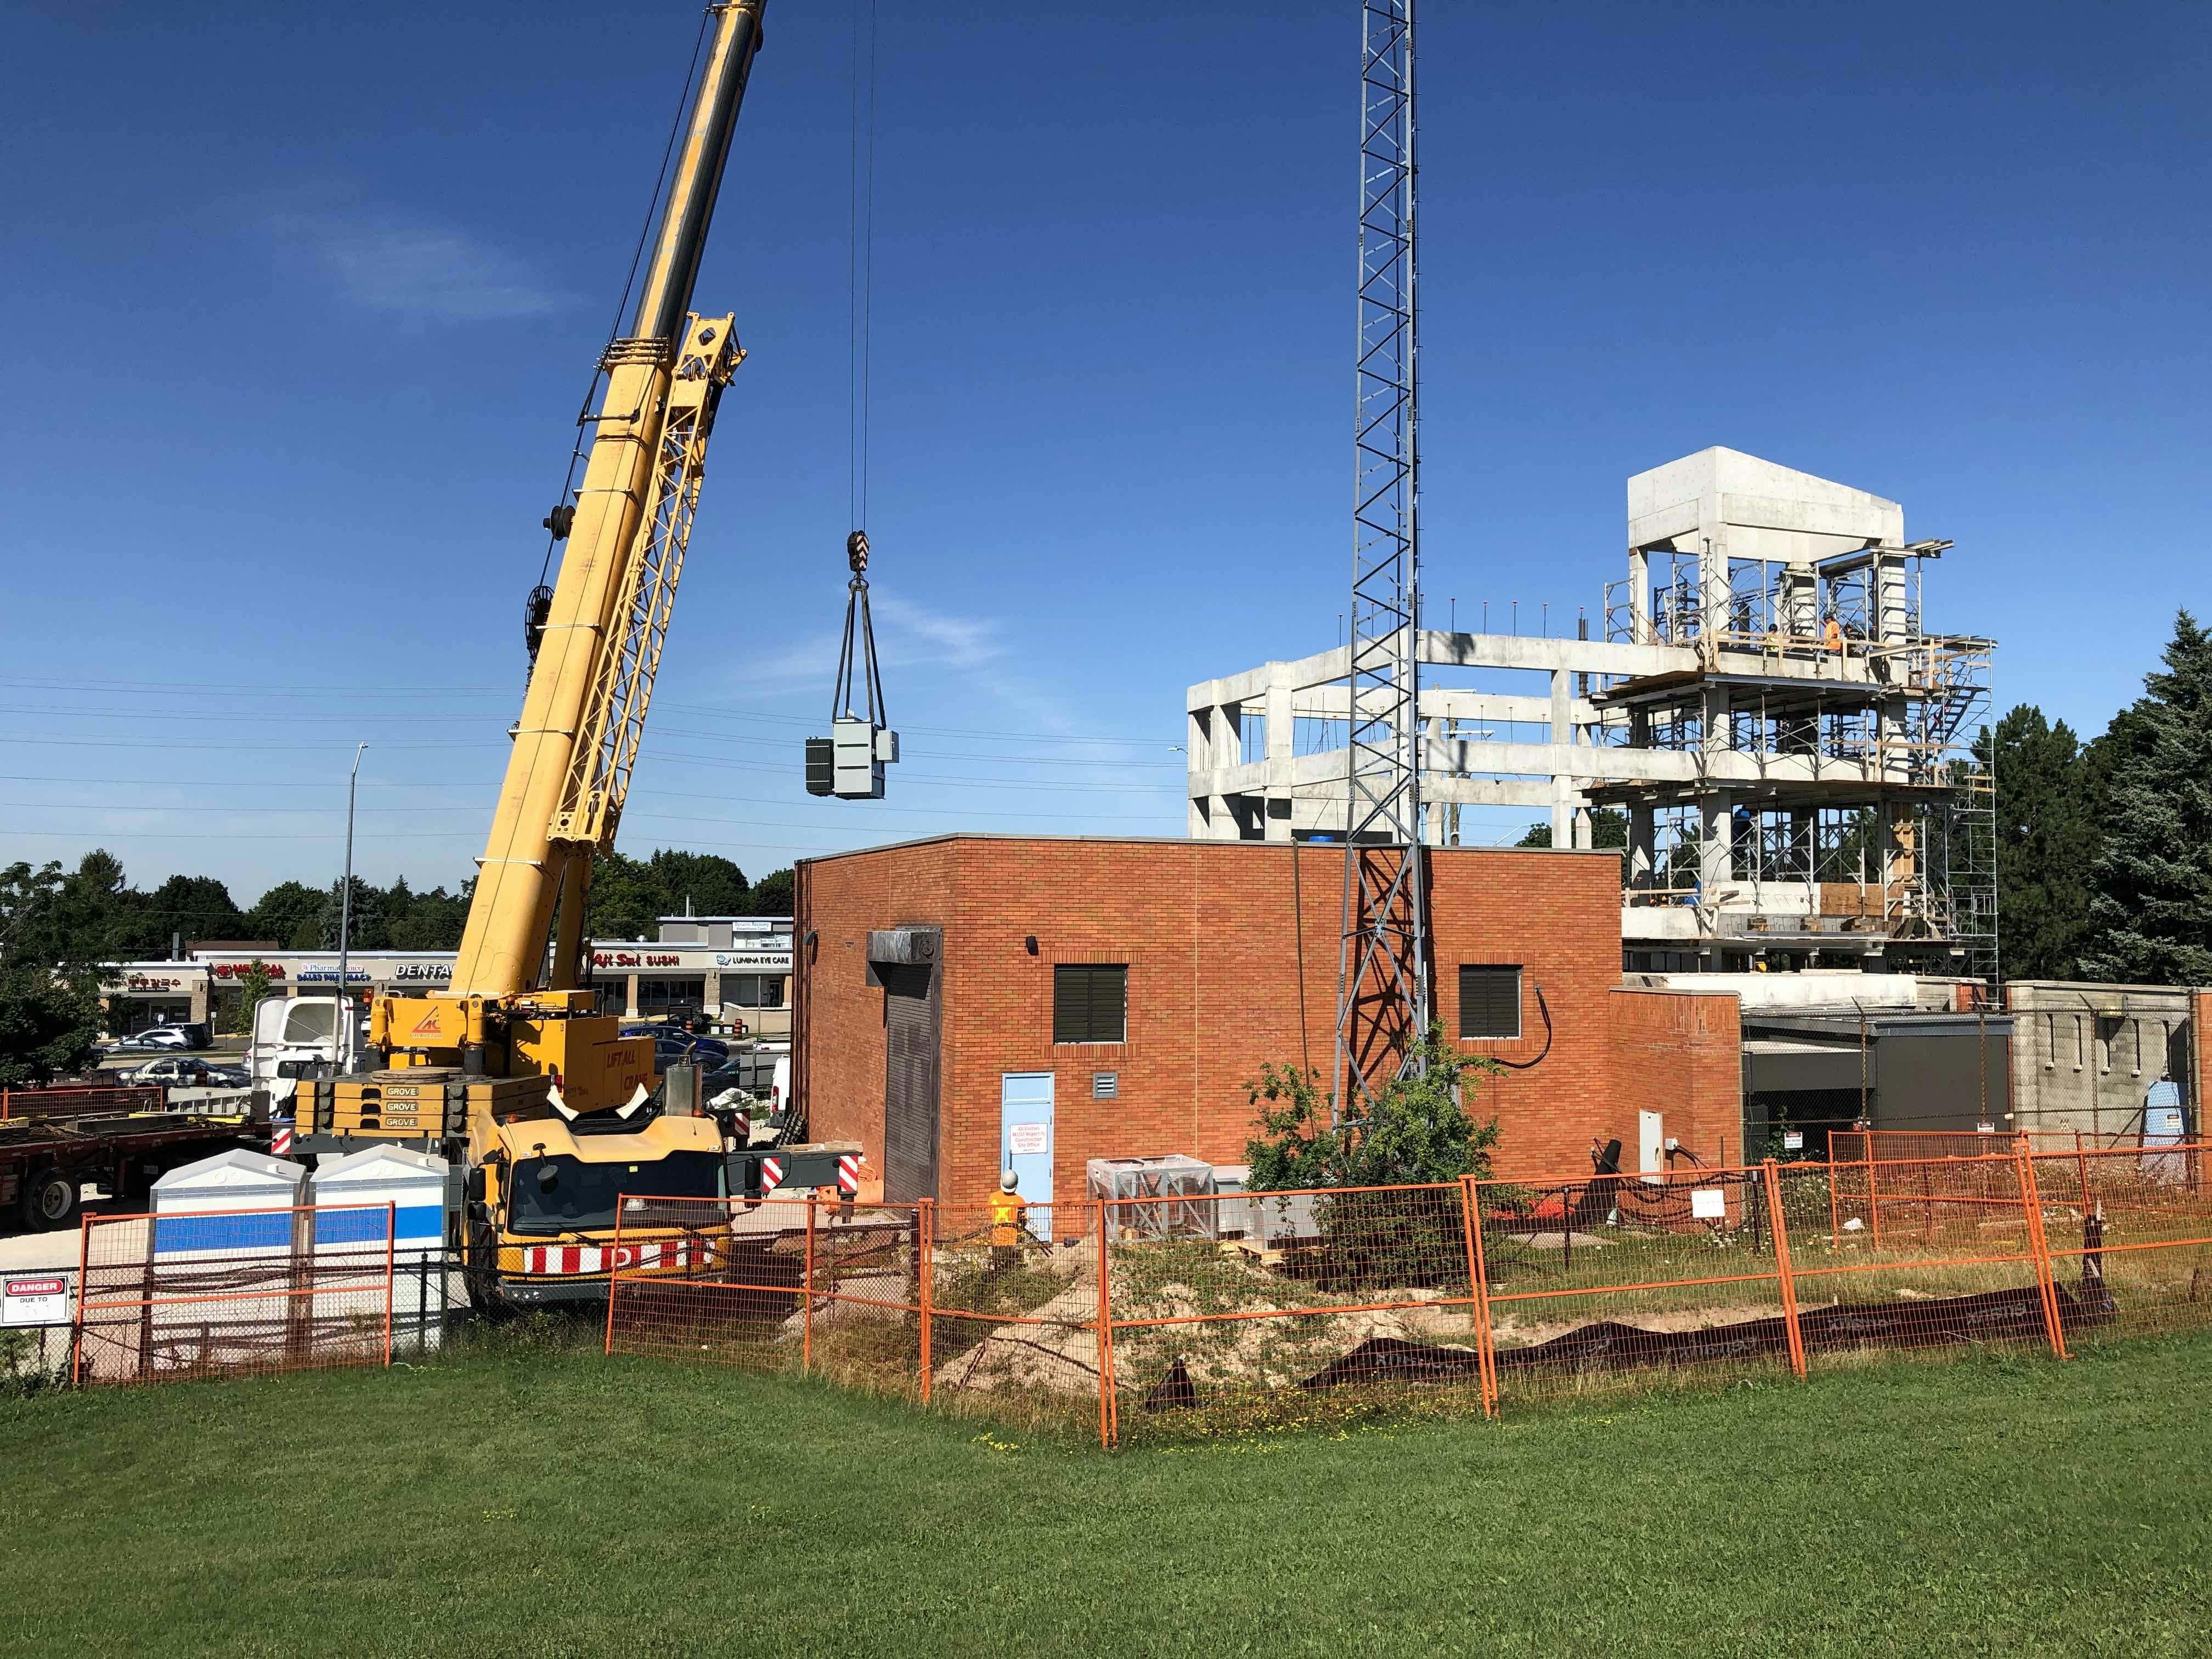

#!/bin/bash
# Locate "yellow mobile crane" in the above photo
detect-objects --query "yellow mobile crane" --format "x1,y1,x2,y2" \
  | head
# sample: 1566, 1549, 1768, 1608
299, 1, 774, 1305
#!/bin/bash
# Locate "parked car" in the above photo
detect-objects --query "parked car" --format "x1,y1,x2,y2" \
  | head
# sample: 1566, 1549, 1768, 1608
650, 1034, 731, 1074
122, 1057, 219, 1088
107, 1028, 194, 1054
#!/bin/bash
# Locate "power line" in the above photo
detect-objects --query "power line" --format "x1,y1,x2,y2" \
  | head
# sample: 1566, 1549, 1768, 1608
0, 679, 1178, 751
0, 782, 1178, 825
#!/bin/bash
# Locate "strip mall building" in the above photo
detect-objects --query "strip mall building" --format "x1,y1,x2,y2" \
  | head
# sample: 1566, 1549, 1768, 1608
795, 836, 1747, 1217
99, 917, 794, 1039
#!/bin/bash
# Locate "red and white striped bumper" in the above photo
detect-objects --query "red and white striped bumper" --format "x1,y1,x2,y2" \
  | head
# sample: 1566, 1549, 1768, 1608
517, 1238, 715, 1276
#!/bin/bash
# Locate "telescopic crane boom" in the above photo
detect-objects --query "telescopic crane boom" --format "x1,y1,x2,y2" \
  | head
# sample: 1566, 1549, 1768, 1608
358, 0, 764, 1119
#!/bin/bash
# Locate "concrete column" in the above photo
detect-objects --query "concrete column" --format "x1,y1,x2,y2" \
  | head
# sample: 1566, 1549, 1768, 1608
1263, 678, 1295, 843
1628, 808, 1656, 890
1701, 795, 1733, 896
1186, 707, 1211, 837
190, 979, 210, 1024
705, 968, 722, 1014
624, 972, 641, 1019
1628, 547, 1650, 641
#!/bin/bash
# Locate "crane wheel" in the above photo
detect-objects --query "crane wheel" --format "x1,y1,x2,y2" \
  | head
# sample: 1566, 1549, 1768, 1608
23, 1171, 80, 1232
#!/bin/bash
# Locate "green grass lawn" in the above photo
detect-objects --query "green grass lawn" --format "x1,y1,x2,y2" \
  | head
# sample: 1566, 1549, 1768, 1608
5, 1325, 2209, 1658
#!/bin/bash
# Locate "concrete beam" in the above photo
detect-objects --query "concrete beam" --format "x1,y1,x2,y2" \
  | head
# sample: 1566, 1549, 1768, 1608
1188, 741, 1892, 800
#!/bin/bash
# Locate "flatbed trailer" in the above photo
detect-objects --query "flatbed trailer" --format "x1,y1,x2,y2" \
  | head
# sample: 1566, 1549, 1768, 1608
0, 1106, 269, 1233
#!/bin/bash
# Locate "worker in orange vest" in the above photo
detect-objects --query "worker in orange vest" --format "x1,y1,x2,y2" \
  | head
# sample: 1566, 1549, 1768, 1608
988, 1169, 1029, 1272
1823, 617, 1845, 655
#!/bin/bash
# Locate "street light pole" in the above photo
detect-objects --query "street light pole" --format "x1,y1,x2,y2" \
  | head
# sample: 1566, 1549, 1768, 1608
337, 743, 367, 1073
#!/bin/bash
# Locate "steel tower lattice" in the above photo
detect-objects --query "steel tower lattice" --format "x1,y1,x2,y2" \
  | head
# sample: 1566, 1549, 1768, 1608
1333, 0, 1430, 1115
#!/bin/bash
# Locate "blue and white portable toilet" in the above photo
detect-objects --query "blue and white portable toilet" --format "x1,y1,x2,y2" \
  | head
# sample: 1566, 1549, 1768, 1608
309, 1146, 453, 1356
147, 1149, 307, 1374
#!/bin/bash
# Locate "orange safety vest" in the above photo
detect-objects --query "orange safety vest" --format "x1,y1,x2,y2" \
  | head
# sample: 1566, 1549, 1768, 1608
988, 1189, 1029, 1248
1824, 619, 1844, 653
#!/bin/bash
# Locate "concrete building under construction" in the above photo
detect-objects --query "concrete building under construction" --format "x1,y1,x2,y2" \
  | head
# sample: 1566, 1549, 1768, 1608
1187, 448, 1996, 979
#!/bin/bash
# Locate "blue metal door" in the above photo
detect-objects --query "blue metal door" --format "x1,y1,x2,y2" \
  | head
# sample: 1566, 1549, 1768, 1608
1000, 1072, 1054, 1234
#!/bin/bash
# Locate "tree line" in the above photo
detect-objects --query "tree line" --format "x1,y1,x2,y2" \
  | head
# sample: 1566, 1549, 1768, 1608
0, 847, 793, 1085
0, 847, 793, 967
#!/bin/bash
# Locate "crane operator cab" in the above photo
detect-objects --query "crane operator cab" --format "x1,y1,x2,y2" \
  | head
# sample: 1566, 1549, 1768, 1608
807, 530, 899, 799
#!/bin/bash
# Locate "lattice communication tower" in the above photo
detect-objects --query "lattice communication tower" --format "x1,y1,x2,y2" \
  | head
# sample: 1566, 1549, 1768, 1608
1333, 0, 1431, 1114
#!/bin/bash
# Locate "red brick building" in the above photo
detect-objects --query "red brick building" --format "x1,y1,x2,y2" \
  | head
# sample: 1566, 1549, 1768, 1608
794, 836, 1740, 1218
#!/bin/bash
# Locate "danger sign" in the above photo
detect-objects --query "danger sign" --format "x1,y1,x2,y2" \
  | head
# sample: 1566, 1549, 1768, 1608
3, 1275, 70, 1327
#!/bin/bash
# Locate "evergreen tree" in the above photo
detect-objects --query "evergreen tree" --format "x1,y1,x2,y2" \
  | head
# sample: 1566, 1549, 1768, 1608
1988, 705, 2103, 981
386, 883, 471, 950
318, 875, 388, 951
2080, 611, 2212, 985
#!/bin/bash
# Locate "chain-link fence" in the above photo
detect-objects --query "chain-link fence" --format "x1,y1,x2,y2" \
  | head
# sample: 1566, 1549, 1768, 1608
604, 1195, 1105, 1432
70, 1203, 438, 1385
47, 1150, 2210, 1441
605, 1195, 928, 1401
1103, 1183, 1485, 1440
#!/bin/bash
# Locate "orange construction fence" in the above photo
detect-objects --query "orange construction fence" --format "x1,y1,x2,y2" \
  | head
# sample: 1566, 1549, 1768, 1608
70, 1202, 422, 1386
605, 1143, 2212, 1447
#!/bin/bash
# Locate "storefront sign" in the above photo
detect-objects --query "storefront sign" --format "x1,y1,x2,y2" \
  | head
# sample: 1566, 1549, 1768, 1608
593, 952, 685, 969
394, 963, 451, 983
296, 967, 373, 984
714, 953, 792, 970
211, 962, 284, 980
124, 974, 187, 992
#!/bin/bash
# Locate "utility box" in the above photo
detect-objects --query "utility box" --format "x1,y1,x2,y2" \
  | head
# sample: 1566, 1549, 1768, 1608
807, 720, 899, 799
1086, 1155, 1216, 1241
308, 1145, 452, 1356
148, 1149, 308, 1375
833, 716, 884, 799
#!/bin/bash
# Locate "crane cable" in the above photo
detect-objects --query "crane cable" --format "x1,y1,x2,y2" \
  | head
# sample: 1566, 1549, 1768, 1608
526, 8, 715, 669
832, 0, 887, 727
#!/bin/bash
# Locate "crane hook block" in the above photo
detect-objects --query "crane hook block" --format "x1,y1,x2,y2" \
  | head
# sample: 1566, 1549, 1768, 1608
808, 530, 898, 798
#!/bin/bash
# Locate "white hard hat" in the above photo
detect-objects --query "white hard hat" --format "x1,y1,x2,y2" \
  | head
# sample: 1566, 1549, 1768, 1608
1000, 1169, 1019, 1191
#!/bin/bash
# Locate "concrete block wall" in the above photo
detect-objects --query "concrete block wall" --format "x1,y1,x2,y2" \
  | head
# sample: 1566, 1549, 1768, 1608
2004, 981, 2200, 1137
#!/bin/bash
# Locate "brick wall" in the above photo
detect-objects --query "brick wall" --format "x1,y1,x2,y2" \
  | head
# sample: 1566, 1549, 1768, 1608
1605, 987, 1745, 1170
799, 836, 1693, 1216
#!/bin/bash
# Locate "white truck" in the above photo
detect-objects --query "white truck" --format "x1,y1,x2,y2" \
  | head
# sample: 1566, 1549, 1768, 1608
245, 997, 362, 1113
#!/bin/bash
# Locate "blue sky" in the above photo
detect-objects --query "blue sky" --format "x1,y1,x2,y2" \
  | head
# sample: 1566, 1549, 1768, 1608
3, 1, 2206, 907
